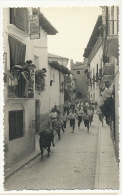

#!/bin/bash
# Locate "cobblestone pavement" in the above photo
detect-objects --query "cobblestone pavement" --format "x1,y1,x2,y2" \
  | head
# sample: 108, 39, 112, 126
4, 115, 99, 190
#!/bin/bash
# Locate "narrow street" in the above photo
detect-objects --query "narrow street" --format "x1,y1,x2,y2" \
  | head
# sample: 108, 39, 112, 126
5, 115, 99, 190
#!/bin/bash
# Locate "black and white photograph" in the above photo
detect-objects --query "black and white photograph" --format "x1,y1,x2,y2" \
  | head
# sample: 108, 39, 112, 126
1, 4, 120, 191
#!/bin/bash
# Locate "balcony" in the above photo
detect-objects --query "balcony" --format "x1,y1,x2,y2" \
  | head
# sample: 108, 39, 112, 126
106, 33, 118, 59
7, 70, 34, 99
102, 75, 113, 83
103, 63, 115, 76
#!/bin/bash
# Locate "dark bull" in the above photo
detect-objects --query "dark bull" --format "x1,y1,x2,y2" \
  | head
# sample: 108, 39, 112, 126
39, 130, 55, 159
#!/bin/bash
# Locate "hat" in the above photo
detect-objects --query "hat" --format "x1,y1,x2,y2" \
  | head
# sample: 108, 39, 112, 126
26, 60, 33, 65
28, 64, 36, 69
42, 68, 47, 72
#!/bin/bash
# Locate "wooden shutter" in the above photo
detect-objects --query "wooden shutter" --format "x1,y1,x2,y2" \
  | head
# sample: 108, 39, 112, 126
9, 111, 16, 141
9, 110, 23, 141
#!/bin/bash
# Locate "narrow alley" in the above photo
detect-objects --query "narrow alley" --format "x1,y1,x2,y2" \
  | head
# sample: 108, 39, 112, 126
2, 6, 119, 191
5, 115, 99, 190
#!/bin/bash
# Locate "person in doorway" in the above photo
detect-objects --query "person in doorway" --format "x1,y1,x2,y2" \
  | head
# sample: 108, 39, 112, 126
101, 82, 114, 125
68, 109, 77, 133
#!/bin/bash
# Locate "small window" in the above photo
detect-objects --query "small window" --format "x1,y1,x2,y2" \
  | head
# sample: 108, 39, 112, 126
77, 71, 80, 74
9, 110, 23, 141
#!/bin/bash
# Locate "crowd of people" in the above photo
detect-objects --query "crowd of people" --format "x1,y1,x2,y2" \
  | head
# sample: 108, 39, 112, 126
49, 100, 95, 139
39, 81, 114, 155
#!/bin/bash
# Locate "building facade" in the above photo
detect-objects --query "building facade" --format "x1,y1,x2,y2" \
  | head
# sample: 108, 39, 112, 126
48, 55, 70, 112
70, 60, 87, 100
83, 6, 119, 159
3, 8, 58, 166
83, 15, 103, 103
101, 6, 119, 159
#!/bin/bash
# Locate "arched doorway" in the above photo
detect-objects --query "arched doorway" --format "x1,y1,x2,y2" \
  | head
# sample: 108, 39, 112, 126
76, 91, 82, 99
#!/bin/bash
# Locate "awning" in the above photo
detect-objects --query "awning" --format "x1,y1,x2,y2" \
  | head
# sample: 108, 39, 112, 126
107, 36, 119, 59
102, 75, 113, 83
8, 35, 26, 69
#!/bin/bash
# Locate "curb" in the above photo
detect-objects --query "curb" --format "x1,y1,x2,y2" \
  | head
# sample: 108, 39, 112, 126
5, 152, 41, 180
94, 119, 101, 189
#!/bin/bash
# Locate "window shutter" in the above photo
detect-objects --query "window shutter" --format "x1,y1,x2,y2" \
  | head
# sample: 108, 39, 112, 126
9, 110, 23, 140
16, 110, 23, 138
9, 111, 16, 141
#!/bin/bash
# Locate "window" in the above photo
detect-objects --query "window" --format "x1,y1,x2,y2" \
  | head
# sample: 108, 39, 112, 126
9, 110, 23, 141
77, 71, 80, 74
10, 8, 28, 33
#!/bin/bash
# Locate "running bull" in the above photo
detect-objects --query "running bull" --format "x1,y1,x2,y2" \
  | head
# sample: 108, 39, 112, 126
39, 128, 55, 159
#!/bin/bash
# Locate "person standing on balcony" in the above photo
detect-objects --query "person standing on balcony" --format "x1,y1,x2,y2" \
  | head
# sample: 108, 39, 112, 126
13, 60, 36, 98
24, 62, 36, 97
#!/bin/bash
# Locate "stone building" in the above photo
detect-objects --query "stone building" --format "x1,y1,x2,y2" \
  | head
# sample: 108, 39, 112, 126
70, 60, 87, 100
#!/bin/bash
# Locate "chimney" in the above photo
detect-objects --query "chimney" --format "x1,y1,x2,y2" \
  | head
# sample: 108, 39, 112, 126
70, 59, 73, 70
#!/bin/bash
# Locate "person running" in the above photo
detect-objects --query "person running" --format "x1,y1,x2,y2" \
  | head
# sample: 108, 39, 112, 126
88, 107, 94, 126
68, 109, 77, 133
53, 116, 62, 140
50, 109, 58, 130
51, 105, 60, 115
83, 110, 90, 133
96, 107, 104, 126
61, 111, 67, 131
76, 105, 84, 129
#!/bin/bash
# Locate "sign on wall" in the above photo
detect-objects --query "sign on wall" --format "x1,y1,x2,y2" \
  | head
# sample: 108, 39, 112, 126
29, 15, 40, 39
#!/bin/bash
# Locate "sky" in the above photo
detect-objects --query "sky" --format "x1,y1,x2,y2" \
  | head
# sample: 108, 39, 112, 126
40, 7, 102, 66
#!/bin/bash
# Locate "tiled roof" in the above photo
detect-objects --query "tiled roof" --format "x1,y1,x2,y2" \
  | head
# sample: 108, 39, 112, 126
48, 53, 69, 60
83, 15, 102, 58
39, 13, 58, 35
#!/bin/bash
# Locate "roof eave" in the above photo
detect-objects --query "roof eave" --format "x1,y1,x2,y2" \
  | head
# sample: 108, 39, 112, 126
39, 13, 58, 35
83, 15, 102, 58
